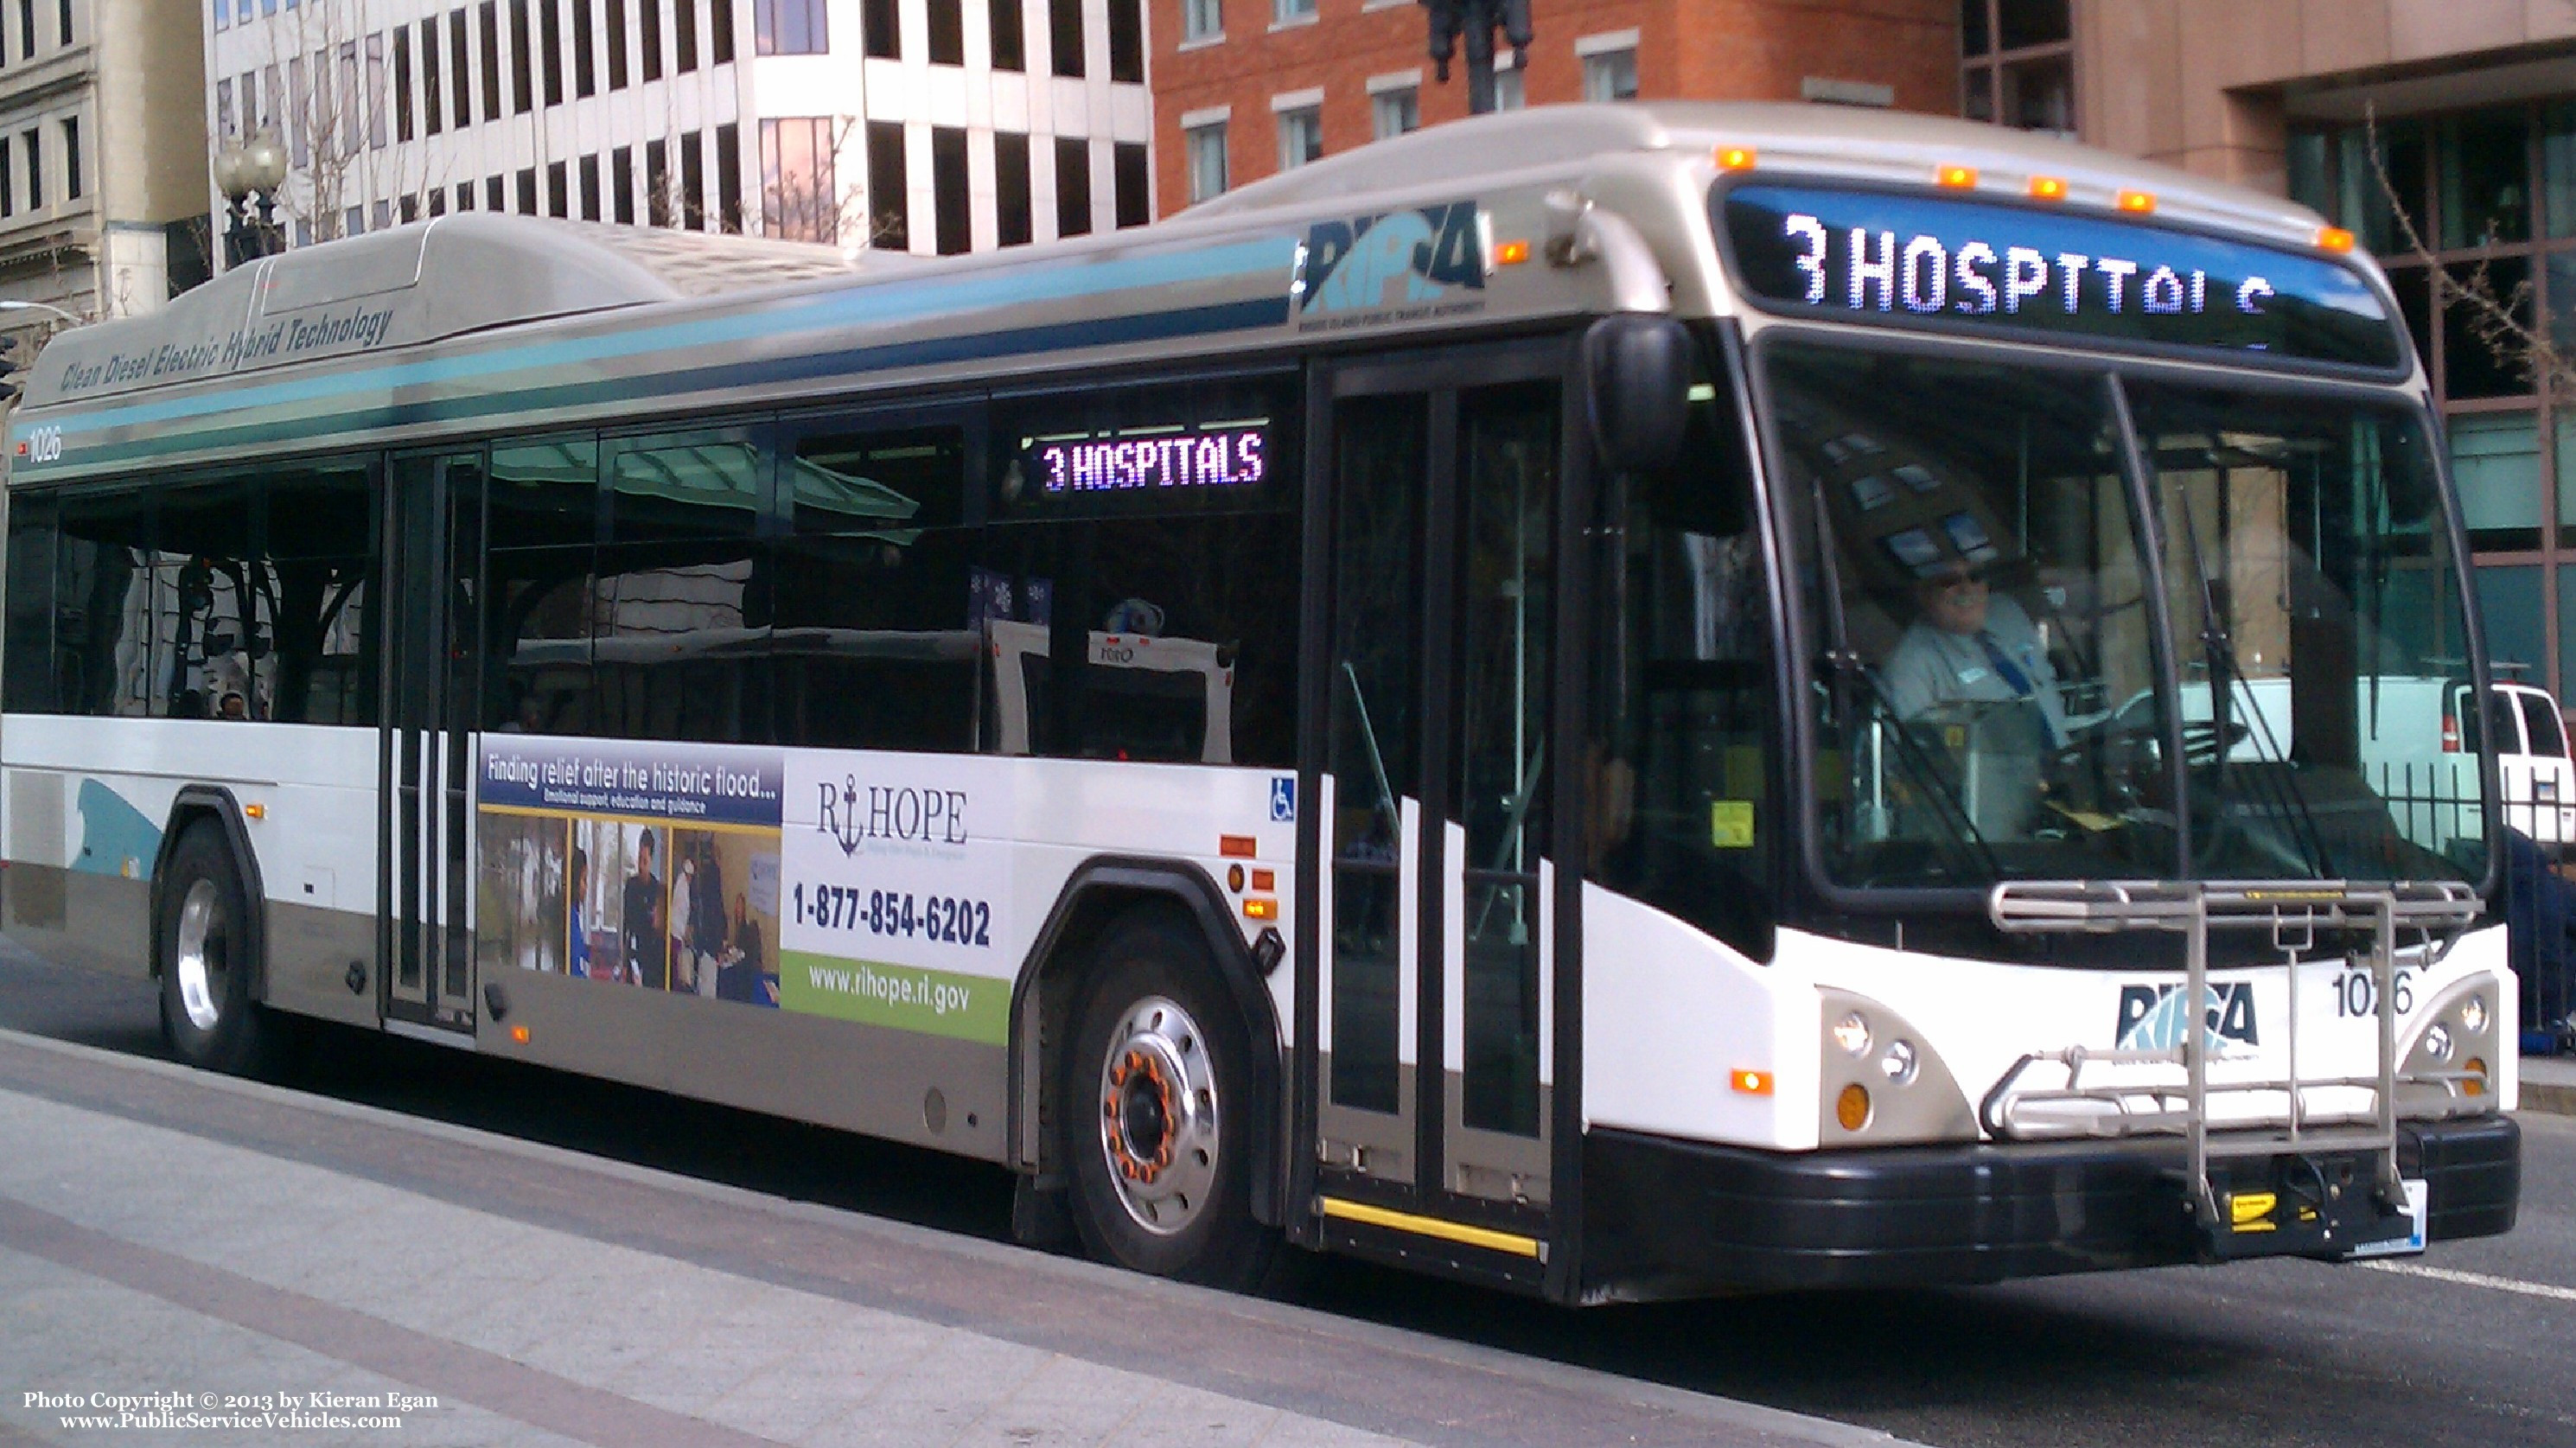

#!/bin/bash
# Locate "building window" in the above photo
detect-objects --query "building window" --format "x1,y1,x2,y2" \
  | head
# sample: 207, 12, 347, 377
1055, 134, 1088, 236
540, 0, 564, 103
863, 0, 896, 56
932, 125, 970, 253
1960, 0, 2073, 135
480, 1, 502, 121
1276, 103, 1320, 171
1113, 141, 1148, 226
676, 0, 699, 71
580, 151, 602, 218
1580, 48, 1636, 102
547, 158, 569, 215
504, 0, 530, 113
607, 0, 628, 86
867, 120, 909, 247
0, 143, 10, 217
1272, 0, 1312, 23
1370, 83, 1417, 140
712, 0, 734, 62
995, 130, 1031, 243
1107, 0, 1140, 80
613, 144, 634, 221
1182, 0, 1218, 43
681, 127, 705, 226
572, 0, 595, 94
59, 115, 74, 200
25, 127, 41, 209
641, 0, 663, 78
2291, 99, 2576, 698
989, 0, 1022, 69
1048, 0, 1080, 75
217, 78, 235, 139
288, 55, 308, 164
756, 0, 826, 53
486, 173, 504, 211
645, 137, 668, 222
367, 33, 387, 146
928, 0, 962, 63
1185, 118, 1226, 201
448, 11, 470, 125
516, 165, 538, 213
394, 27, 415, 140
717, 120, 742, 231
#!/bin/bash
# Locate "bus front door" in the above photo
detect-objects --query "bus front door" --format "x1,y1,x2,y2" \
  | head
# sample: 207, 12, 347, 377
1304, 344, 1572, 1286
379, 452, 485, 1037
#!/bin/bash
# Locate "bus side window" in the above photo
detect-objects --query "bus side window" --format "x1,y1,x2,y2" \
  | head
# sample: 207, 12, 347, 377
5, 491, 58, 713
488, 437, 602, 736
773, 420, 979, 753
265, 462, 376, 725
1588, 354, 1776, 960
595, 430, 768, 744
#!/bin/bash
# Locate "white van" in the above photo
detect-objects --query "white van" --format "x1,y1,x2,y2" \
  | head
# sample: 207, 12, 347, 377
2103, 674, 2576, 854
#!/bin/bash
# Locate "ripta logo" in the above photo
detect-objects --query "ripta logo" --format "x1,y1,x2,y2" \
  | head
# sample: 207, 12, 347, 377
1295, 201, 1485, 315
816, 776, 969, 857
2115, 982, 2259, 1051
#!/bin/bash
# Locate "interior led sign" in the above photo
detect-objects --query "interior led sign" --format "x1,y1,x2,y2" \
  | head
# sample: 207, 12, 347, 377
1030, 424, 1267, 497
1718, 183, 2404, 370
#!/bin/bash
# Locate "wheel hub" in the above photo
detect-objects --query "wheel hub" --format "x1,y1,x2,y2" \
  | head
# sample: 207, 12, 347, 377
174, 879, 226, 1033
1096, 995, 1220, 1236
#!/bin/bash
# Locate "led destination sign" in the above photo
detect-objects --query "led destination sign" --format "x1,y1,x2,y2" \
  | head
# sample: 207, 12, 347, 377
1720, 183, 2404, 369
1028, 424, 1268, 497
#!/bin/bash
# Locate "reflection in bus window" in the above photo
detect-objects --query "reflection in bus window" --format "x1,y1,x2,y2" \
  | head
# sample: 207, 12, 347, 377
2129, 384, 2485, 880
488, 438, 599, 734
56, 490, 156, 718
609, 431, 763, 540
1772, 342, 2171, 889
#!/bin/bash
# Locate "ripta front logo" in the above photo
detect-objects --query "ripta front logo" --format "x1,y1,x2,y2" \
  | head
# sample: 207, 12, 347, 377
1295, 201, 1485, 315
816, 776, 969, 857
2116, 982, 2259, 1051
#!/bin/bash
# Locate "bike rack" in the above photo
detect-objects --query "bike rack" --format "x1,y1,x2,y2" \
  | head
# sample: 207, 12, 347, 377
1987, 879, 2483, 1238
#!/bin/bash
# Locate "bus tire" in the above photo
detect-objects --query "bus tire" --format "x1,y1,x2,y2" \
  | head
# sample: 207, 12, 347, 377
1062, 912, 1282, 1290
156, 823, 283, 1078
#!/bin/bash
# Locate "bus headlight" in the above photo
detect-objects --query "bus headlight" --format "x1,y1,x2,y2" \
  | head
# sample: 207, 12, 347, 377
2401, 978, 2502, 1108
2421, 1023, 2454, 1064
1832, 1012, 1872, 1057
2458, 993, 2488, 1037
1880, 1038, 1919, 1084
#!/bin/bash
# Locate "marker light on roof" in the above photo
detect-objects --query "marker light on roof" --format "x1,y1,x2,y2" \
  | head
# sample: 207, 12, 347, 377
2117, 189, 2157, 214
1936, 164, 1978, 189
1716, 146, 1757, 172
2028, 175, 2068, 201
2317, 226, 2356, 253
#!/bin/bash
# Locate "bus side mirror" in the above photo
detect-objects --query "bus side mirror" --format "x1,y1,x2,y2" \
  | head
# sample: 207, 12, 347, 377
1584, 314, 1693, 474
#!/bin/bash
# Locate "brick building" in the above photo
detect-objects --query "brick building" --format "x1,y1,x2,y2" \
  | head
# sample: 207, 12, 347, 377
1151, 0, 1954, 215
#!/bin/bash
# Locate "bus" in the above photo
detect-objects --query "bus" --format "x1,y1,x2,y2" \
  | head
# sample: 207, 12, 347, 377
0, 101, 2519, 1303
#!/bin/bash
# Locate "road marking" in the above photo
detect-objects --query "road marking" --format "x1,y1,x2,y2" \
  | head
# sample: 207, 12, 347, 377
2361, 1260, 2576, 1302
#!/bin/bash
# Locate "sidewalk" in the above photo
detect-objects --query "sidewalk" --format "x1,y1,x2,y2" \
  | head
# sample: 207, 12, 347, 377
0, 1030, 1910, 1448
2522, 1052, 2576, 1116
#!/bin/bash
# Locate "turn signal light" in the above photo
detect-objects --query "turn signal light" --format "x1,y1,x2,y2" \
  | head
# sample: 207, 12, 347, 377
1243, 897, 1278, 921
1492, 239, 1531, 265
509, 1024, 531, 1044
2117, 189, 2158, 214
1731, 1068, 1774, 1095
1716, 145, 1758, 172
1220, 835, 1257, 858
243, 803, 267, 820
2028, 175, 2068, 201
1834, 1082, 1871, 1131
2317, 226, 2356, 253
1936, 164, 1978, 189
2464, 1057, 2488, 1095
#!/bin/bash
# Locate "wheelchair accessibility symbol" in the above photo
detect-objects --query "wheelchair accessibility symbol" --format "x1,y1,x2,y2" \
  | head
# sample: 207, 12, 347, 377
1269, 776, 1297, 822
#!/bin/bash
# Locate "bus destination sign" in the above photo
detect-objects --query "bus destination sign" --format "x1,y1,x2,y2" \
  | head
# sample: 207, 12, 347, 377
1030, 424, 1267, 496
1719, 182, 2404, 370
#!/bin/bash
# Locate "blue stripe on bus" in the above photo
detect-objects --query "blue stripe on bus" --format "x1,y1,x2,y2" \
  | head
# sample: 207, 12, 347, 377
44, 296, 1300, 467
17, 236, 1300, 450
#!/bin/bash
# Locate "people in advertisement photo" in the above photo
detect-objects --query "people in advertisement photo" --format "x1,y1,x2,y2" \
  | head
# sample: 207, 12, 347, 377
623, 825, 668, 989
474, 812, 565, 978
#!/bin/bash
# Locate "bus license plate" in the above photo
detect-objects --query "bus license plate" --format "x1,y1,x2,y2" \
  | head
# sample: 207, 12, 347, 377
2343, 1177, 2428, 1260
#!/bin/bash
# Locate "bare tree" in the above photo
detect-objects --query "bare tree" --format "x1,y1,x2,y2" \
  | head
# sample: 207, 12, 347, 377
219, 4, 453, 251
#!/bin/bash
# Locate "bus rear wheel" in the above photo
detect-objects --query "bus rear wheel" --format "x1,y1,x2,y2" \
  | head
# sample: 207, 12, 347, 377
156, 823, 282, 1078
1062, 914, 1280, 1290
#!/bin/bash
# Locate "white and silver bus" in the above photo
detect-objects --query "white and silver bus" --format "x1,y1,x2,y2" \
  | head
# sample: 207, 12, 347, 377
0, 102, 2519, 1302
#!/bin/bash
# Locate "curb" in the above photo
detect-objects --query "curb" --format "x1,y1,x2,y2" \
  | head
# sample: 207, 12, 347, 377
2519, 1080, 2576, 1116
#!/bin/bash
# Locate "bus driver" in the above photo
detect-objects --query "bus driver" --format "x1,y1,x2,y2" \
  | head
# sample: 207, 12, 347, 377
1881, 563, 2068, 743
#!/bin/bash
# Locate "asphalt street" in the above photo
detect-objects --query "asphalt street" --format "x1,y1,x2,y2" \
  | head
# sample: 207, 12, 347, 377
2, 938, 2567, 1448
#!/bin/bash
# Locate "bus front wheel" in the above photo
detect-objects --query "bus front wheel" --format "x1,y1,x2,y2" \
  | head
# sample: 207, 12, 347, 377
156, 823, 282, 1077
1062, 913, 1280, 1289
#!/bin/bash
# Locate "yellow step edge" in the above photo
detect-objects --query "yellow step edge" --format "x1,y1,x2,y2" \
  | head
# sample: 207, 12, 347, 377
1317, 1196, 1542, 1259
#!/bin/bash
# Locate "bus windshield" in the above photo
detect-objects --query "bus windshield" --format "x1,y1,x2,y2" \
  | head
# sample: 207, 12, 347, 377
1769, 338, 2485, 891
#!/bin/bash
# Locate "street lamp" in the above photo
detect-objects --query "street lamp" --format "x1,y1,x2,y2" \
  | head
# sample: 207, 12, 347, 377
1425, 0, 1532, 115
212, 128, 289, 267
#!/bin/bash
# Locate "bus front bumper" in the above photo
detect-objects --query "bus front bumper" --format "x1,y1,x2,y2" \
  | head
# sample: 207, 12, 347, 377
1578, 1113, 2518, 1301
